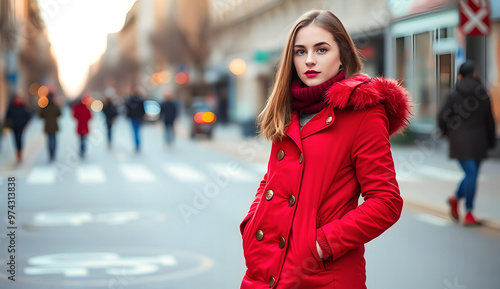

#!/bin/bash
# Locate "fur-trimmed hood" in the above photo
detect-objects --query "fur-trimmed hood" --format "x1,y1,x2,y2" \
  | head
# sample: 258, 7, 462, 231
326, 74, 412, 135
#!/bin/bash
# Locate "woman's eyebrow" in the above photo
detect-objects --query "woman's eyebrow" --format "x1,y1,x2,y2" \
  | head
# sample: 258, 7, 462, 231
293, 41, 331, 48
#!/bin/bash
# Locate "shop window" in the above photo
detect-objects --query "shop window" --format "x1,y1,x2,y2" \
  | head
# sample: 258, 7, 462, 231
413, 31, 437, 128
395, 36, 411, 89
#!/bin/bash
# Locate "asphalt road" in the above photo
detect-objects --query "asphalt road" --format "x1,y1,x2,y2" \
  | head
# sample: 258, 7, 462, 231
0, 112, 499, 289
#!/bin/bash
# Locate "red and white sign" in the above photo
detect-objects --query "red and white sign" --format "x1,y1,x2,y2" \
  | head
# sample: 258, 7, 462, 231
460, 0, 490, 36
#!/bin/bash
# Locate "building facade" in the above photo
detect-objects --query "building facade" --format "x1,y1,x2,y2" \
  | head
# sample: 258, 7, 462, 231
206, 0, 499, 139
387, 0, 499, 137
0, 0, 61, 120
206, 0, 391, 129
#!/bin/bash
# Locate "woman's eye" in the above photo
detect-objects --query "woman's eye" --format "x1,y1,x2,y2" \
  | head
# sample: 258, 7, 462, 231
295, 49, 305, 55
318, 48, 327, 53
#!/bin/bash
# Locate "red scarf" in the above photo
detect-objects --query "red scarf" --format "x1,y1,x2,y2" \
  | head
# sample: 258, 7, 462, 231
291, 70, 345, 114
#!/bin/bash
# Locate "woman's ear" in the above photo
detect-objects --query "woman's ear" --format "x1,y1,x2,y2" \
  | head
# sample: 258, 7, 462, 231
458, 74, 463, 80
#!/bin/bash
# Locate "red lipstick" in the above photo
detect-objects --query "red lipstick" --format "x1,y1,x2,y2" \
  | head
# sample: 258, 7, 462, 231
305, 70, 320, 78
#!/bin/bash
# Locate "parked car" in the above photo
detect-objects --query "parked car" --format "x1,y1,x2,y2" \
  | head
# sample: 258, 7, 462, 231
190, 101, 216, 139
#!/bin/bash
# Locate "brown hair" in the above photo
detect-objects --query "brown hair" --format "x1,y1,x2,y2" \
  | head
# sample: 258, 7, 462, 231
258, 10, 363, 142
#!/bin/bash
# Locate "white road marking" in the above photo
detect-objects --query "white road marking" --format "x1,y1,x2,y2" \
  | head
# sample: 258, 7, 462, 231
417, 166, 463, 182
163, 163, 208, 182
32, 211, 140, 227
76, 165, 106, 183
395, 175, 422, 183
415, 213, 451, 227
24, 252, 177, 277
114, 151, 129, 162
120, 164, 156, 182
26, 166, 57, 185
208, 163, 258, 182
248, 163, 267, 175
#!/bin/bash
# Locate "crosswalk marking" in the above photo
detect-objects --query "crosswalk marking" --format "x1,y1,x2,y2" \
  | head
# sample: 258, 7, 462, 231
26, 166, 57, 185
76, 165, 106, 183
119, 164, 156, 182
207, 163, 259, 182
163, 163, 208, 182
23, 161, 476, 186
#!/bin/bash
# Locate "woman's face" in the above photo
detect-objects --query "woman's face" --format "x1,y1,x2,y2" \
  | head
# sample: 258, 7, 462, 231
293, 24, 342, 87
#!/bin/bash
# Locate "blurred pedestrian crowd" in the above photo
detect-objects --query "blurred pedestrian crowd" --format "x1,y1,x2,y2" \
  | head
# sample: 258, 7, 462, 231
1, 89, 178, 163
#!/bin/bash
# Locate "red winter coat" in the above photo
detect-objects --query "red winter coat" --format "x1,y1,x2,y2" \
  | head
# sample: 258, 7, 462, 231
240, 74, 412, 289
73, 102, 92, 136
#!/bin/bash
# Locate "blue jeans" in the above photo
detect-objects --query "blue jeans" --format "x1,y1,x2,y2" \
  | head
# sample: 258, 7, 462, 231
80, 135, 87, 157
130, 119, 141, 151
13, 128, 23, 151
106, 121, 113, 145
455, 159, 481, 211
164, 123, 175, 146
47, 133, 56, 160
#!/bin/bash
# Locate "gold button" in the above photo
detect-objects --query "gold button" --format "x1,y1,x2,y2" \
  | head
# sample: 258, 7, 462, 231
256, 230, 264, 241
266, 190, 274, 201
288, 195, 296, 207
279, 237, 286, 249
269, 276, 276, 287
326, 116, 333, 124
298, 153, 303, 164
277, 150, 285, 161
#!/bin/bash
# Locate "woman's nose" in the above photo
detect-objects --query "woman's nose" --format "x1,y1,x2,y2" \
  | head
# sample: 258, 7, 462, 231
305, 53, 316, 66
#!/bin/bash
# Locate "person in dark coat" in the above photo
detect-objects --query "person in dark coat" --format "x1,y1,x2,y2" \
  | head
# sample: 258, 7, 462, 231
125, 90, 145, 152
438, 60, 496, 226
39, 92, 62, 162
160, 92, 177, 147
73, 95, 93, 158
102, 96, 118, 148
5, 94, 32, 162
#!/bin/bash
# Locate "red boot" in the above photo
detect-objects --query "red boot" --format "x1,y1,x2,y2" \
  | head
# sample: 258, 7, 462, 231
16, 150, 22, 162
463, 212, 481, 226
448, 196, 459, 222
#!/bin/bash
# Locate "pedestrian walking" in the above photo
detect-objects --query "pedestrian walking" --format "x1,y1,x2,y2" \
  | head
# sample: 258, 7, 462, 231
5, 94, 32, 162
239, 10, 411, 289
438, 60, 496, 226
73, 95, 93, 158
160, 92, 177, 148
102, 96, 118, 148
125, 90, 145, 153
39, 92, 62, 162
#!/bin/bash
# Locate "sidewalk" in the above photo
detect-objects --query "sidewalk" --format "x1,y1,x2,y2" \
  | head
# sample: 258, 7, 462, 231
199, 121, 500, 231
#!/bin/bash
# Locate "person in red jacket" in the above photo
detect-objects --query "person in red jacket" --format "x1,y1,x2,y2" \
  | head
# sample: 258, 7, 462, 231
72, 94, 93, 158
240, 10, 412, 289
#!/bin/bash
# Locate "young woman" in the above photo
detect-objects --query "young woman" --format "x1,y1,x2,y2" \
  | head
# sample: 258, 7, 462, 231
240, 10, 412, 289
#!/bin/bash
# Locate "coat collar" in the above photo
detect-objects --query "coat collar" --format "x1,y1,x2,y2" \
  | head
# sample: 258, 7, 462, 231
284, 74, 412, 147
325, 73, 412, 135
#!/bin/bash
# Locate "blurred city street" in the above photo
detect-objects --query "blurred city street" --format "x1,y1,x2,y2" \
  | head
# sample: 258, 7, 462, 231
0, 111, 499, 288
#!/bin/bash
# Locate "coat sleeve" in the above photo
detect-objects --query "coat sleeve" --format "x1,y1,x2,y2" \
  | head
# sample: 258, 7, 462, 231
437, 93, 455, 137
318, 106, 403, 260
484, 96, 496, 148
240, 173, 268, 235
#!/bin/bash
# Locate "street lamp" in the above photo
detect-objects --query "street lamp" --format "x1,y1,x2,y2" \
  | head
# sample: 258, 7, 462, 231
229, 58, 246, 76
